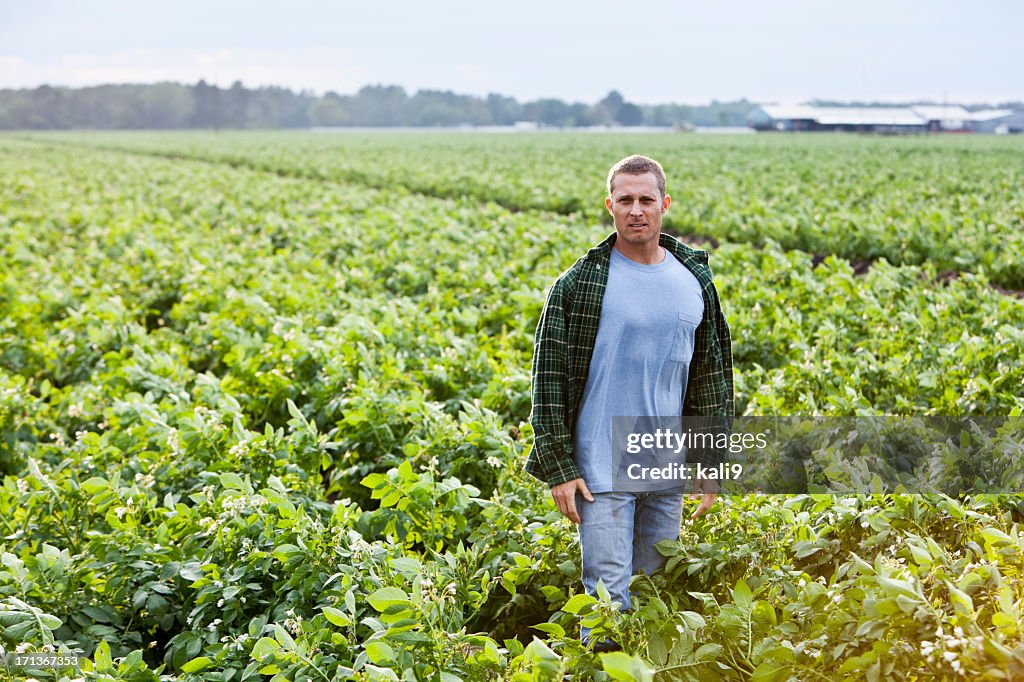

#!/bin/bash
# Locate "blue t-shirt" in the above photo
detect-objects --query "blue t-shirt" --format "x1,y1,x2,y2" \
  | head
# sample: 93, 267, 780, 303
574, 246, 704, 492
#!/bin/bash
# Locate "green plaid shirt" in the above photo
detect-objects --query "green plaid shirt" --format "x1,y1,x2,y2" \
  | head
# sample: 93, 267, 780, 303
527, 232, 734, 487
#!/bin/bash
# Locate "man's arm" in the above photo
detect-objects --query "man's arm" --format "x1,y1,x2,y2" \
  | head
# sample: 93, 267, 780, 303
528, 276, 599, 523
683, 279, 734, 516
683, 280, 734, 442
527, 278, 585, 488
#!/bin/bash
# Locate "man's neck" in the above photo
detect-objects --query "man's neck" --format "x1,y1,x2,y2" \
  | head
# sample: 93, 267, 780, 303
615, 237, 665, 265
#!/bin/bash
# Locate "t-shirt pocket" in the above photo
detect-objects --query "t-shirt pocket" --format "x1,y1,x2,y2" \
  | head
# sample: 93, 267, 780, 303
671, 311, 702, 363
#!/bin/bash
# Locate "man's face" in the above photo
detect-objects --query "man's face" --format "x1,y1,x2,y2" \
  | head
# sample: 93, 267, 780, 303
605, 172, 671, 247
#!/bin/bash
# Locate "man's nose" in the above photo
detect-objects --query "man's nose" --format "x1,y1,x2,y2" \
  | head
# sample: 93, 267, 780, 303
629, 201, 643, 215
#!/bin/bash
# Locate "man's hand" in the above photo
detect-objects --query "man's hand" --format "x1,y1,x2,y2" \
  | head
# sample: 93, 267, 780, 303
689, 477, 719, 519
550, 478, 594, 524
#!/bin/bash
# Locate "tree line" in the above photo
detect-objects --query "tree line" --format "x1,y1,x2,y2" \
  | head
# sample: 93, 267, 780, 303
0, 81, 759, 129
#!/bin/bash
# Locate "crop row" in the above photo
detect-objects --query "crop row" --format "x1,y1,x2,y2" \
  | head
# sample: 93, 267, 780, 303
22, 130, 1024, 290
4, 138, 1021, 424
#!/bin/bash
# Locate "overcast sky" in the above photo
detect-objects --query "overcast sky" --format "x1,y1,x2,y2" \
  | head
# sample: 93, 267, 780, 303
2, 0, 1020, 104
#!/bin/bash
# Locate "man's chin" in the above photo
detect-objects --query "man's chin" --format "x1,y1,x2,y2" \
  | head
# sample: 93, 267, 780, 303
618, 231, 657, 244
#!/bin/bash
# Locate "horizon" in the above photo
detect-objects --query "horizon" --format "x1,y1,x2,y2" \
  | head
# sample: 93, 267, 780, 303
2, 79, 1020, 111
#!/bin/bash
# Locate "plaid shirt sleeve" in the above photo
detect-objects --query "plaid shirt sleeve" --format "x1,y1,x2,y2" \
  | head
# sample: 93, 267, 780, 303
682, 269, 735, 467
526, 276, 585, 487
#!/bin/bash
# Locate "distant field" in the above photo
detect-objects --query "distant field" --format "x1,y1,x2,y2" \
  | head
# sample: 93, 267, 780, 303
22, 130, 1024, 288
1, 132, 1023, 680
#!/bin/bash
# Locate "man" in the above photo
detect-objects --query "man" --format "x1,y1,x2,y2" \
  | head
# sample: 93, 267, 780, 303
526, 155, 734, 650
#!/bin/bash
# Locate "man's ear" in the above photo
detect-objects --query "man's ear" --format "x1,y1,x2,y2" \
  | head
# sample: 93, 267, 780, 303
605, 196, 613, 213
662, 194, 672, 213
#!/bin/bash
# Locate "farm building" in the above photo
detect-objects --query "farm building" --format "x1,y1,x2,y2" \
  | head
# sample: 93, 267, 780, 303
747, 105, 926, 133
966, 109, 1024, 134
747, 104, 1024, 133
909, 105, 971, 131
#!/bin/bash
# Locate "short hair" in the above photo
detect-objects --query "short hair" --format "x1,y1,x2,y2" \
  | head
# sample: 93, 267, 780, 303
606, 155, 667, 198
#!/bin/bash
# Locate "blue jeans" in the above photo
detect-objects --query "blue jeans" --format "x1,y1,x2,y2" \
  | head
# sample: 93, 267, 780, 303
577, 490, 684, 641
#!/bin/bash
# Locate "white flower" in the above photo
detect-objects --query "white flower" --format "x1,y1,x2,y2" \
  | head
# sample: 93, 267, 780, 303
68, 403, 83, 418
284, 616, 303, 636
221, 497, 245, 514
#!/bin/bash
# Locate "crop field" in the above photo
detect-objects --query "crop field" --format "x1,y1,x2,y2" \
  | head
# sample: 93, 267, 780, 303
1, 131, 1023, 681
